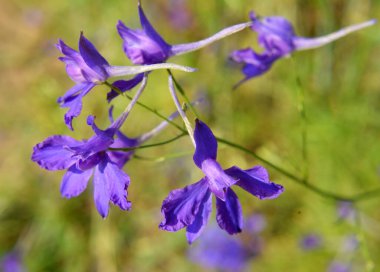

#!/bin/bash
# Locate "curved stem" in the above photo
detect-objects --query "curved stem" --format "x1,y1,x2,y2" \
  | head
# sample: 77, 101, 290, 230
111, 75, 147, 130
168, 75, 196, 147
107, 80, 380, 203
104, 81, 185, 132
167, 70, 199, 118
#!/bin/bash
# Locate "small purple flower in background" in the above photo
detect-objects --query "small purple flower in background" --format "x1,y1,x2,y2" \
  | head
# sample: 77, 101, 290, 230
188, 225, 250, 272
56, 32, 195, 129
299, 233, 323, 250
341, 235, 359, 253
244, 213, 266, 234
0, 251, 25, 272
167, 0, 193, 31
230, 11, 376, 87
189, 214, 265, 272
159, 119, 284, 243
337, 201, 356, 222
328, 261, 352, 272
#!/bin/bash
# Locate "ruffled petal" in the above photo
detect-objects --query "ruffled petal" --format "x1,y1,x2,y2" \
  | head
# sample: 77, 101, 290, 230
159, 179, 210, 231
186, 192, 212, 244
60, 164, 92, 198
93, 164, 112, 218
225, 166, 284, 199
60, 83, 95, 130
97, 156, 131, 211
79, 32, 109, 79
31, 135, 81, 170
106, 74, 144, 102
193, 119, 218, 168
201, 159, 236, 200
215, 188, 243, 235
57, 83, 86, 105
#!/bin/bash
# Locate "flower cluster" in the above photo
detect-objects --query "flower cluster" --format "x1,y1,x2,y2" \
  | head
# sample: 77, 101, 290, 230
31, 0, 375, 244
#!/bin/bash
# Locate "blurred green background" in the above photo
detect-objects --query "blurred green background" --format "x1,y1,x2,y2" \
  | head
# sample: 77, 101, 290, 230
1, 0, 380, 271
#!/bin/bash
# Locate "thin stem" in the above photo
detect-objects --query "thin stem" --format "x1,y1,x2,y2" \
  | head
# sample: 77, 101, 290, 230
138, 99, 202, 143
167, 70, 199, 118
133, 150, 193, 162
106, 80, 380, 203
109, 132, 187, 152
291, 57, 308, 180
104, 81, 185, 132
111, 75, 147, 130
168, 74, 196, 147
354, 209, 375, 271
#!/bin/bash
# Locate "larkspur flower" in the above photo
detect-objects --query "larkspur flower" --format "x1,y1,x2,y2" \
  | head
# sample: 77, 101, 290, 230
231, 12, 376, 86
32, 77, 179, 217
32, 114, 132, 218
56, 32, 195, 129
109, 0, 251, 100
159, 119, 284, 243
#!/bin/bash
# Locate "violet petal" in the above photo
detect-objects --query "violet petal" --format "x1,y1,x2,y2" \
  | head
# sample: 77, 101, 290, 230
60, 164, 92, 198
186, 192, 212, 244
79, 33, 109, 79
216, 188, 243, 234
225, 166, 284, 199
159, 179, 210, 231
31, 135, 81, 170
193, 119, 218, 168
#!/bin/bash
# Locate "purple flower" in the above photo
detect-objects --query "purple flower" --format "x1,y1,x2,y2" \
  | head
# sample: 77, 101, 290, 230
231, 12, 376, 86
31, 113, 133, 217
113, 1, 251, 99
337, 201, 356, 221
244, 213, 266, 234
0, 251, 25, 272
159, 119, 284, 244
299, 233, 323, 250
118, 1, 251, 65
32, 84, 184, 218
57, 32, 195, 128
56, 33, 111, 130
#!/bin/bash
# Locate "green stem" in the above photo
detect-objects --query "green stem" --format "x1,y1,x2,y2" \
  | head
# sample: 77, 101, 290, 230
167, 70, 199, 118
104, 81, 185, 132
292, 57, 308, 180
354, 208, 375, 271
168, 75, 196, 147
105, 80, 380, 203
109, 132, 187, 152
